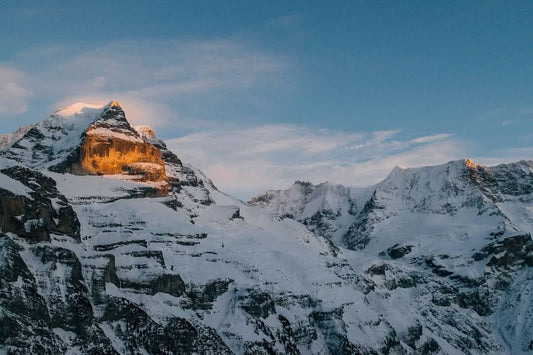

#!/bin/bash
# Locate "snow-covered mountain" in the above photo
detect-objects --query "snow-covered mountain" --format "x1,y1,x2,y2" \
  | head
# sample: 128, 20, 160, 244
1, 101, 531, 354
250, 159, 533, 353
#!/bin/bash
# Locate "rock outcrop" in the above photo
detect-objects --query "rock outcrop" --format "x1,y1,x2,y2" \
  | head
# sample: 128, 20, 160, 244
55, 101, 167, 185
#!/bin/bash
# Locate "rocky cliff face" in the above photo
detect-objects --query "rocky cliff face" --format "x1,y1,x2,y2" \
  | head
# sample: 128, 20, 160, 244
1, 102, 531, 354
1, 101, 168, 195
51, 101, 166, 185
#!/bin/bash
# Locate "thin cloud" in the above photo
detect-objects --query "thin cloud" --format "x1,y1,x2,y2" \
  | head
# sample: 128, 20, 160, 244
0, 66, 31, 115
9, 40, 289, 129
166, 125, 467, 199
500, 120, 516, 126
410, 133, 452, 144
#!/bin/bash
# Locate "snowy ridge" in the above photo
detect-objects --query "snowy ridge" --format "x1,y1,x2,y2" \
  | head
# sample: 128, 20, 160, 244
0, 101, 147, 170
250, 159, 533, 252
85, 101, 144, 143
1, 102, 107, 168
0, 124, 33, 150
249, 181, 374, 245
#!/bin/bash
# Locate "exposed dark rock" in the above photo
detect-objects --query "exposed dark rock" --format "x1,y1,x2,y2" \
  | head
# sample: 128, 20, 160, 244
0, 166, 80, 242
242, 291, 276, 319
397, 275, 417, 288
419, 338, 441, 354
366, 263, 389, 276
456, 289, 491, 316
2, 104, 532, 354
343, 192, 382, 250
380, 331, 403, 355
150, 274, 186, 296
400, 321, 422, 350
277, 315, 300, 354
309, 307, 359, 354
101, 297, 231, 354
125, 250, 165, 266
484, 233, 532, 268
94, 239, 148, 251
31, 245, 94, 332
230, 207, 244, 220
470, 160, 533, 201
425, 258, 453, 277
0, 235, 115, 354
0, 187, 79, 242
0, 235, 51, 325
163, 197, 183, 210
103, 255, 121, 287
186, 278, 233, 310
387, 244, 413, 259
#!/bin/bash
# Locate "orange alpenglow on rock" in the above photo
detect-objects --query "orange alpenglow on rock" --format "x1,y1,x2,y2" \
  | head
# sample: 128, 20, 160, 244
61, 101, 168, 189
465, 158, 477, 168
109, 100, 121, 108
79, 134, 166, 180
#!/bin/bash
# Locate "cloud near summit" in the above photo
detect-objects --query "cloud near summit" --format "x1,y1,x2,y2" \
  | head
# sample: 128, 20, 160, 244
3, 39, 289, 129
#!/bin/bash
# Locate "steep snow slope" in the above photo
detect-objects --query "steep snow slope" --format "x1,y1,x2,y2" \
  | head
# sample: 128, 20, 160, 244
2, 103, 106, 168
1, 103, 531, 354
249, 181, 374, 246
250, 159, 532, 254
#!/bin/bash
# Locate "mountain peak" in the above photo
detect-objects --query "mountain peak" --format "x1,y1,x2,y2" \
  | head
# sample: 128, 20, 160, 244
58, 103, 167, 186
465, 158, 477, 168
2, 101, 168, 190
107, 100, 121, 109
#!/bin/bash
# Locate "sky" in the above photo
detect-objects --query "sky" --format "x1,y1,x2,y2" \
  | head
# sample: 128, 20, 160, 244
1, 0, 532, 198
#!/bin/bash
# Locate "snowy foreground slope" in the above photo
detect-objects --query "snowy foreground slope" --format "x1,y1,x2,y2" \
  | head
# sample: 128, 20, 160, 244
1, 102, 532, 354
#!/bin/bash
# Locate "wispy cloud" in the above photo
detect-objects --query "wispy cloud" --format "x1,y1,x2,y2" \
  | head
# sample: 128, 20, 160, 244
500, 120, 516, 126
166, 125, 465, 198
410, 133, 452, 144
6, 40, 289, 129
0, 66, 31, 115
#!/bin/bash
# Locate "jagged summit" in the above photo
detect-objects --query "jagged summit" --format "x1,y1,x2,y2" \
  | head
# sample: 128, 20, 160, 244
1, 100, 167, 188
250, 158, 533, 248
86, 100, 138, 137
108, 99, 121, 108
465, 157, 477, 168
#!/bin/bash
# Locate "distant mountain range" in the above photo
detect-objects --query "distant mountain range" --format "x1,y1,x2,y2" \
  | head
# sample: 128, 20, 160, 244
1, 101, 531, 354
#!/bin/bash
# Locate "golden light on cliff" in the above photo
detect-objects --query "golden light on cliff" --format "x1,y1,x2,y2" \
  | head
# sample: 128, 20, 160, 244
465, 158, 477, 168
109, 100, 121, 108
78, 134, 166, 180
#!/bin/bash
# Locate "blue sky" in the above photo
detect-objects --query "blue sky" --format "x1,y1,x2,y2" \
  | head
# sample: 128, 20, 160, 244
1, 0, 532, 197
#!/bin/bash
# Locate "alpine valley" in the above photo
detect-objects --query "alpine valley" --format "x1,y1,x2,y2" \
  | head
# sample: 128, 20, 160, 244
0, 101, 531, 354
